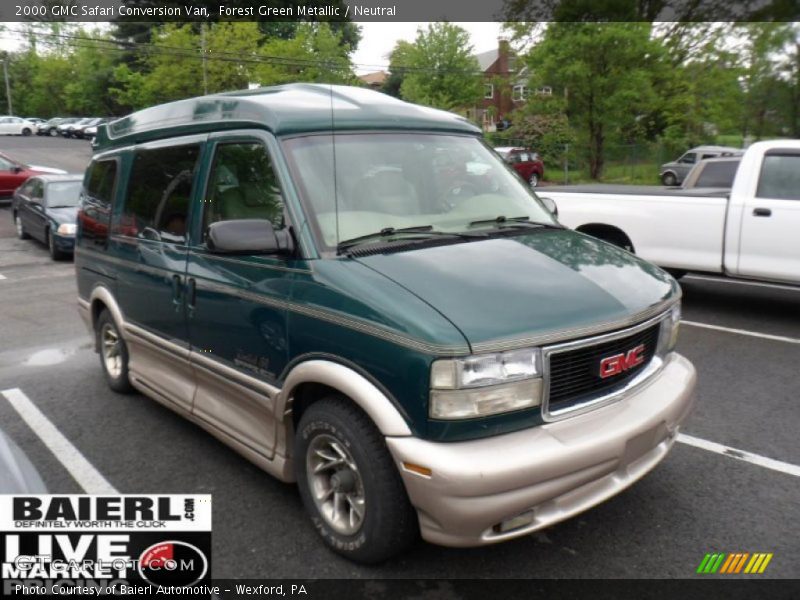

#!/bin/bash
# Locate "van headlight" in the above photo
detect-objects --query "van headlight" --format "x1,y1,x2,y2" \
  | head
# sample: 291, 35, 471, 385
657, 302, 681, 355
429, 348, 543, 419
57, 223, 76, 236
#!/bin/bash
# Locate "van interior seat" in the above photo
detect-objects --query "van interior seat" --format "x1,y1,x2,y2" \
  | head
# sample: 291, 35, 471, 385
352, 171, 420, 215
218, 183, 282, 222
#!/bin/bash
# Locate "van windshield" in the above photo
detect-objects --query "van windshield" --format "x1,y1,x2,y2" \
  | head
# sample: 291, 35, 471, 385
282, 133, 556, 251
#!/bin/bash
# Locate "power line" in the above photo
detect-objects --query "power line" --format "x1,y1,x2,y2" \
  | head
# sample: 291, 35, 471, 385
1, 26, 496, 76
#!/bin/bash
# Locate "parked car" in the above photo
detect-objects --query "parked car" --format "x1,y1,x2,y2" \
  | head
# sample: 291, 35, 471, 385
679, 156, 741, 190
60, 117, 91, 137
494, 146, 544, 187
24, 117, 45, 127
37, 117, 67, 136
73, 117, 106, 139
0, 116, 36, 136
0, 427, 47, 493
76, 84, 694, 563
659, 145, 742, 186
542, 140, 800, 284
13, 174, 83, 260
0, 151, 67, 203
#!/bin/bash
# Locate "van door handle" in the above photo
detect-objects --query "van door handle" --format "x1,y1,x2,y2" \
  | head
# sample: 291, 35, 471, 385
187, 277, 196, 310
753, 208, 772, 217
172, 274, 182, 306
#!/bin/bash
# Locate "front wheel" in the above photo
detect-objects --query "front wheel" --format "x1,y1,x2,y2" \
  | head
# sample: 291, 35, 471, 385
22, 127, 31, 136
49, 128, 58, 137
661, 172, 678, 186
529, 172, 539, 187
96, 309, 134, 394
295, 397, 418, 563
47, 230, 68, 261
15, 214, 30, 239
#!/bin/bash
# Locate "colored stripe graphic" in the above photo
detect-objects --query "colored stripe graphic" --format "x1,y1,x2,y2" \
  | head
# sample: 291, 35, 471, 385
699, 552, 774, 575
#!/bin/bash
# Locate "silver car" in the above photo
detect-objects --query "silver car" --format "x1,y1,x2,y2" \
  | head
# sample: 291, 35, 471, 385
659, 145, 742, 186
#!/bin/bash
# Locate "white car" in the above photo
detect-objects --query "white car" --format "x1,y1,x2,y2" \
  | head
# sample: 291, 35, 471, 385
0, 116, 36, 136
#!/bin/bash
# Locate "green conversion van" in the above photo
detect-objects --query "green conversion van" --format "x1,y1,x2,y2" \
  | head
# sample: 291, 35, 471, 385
75, 84, 696, 563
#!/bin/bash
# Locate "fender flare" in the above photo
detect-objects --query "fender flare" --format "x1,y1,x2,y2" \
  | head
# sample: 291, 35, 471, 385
89, 285, 126, 334
277, 360, 412, 437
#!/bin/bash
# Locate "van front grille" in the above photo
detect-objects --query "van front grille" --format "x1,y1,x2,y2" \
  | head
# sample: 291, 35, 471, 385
546, 323, 661, 410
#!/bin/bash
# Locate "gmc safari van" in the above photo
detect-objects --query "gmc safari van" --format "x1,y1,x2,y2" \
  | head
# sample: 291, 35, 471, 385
76, 84, 695, 563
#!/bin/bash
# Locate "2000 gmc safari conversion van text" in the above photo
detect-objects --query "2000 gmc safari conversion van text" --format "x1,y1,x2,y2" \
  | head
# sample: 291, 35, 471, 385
75, 84, 696, 563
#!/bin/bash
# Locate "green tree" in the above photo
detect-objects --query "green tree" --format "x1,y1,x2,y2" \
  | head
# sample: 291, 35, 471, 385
525, 23, 660, 179
382, 40, 413, 98
398, 23, 483, 111
255, 23, 357, 86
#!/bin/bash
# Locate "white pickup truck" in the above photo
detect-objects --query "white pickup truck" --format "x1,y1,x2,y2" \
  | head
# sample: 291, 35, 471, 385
542, 140, 800, 284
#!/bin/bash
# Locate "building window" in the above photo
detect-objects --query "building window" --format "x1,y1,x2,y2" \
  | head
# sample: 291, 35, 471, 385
536, 86, 553, 96
512, 85, 528, 101
484, 83, 494, 99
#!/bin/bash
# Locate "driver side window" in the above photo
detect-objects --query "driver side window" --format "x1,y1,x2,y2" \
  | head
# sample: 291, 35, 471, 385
203, 142, 285, 237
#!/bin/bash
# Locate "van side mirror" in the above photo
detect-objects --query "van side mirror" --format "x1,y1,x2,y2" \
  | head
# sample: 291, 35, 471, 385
540, 197, 558, 217
207, 219, 294, 256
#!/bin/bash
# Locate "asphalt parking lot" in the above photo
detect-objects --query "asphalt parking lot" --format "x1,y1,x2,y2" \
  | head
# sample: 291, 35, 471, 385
0, 137, 798, 579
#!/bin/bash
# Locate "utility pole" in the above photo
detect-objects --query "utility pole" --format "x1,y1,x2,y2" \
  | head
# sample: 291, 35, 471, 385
3, 54, 12, 115
200, 23, 208, 95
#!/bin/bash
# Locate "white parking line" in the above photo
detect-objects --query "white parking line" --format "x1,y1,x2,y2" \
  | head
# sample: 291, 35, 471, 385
677, 433, 800, 478
684, 275, 800, 292
681, 320, 800, 345
1, 387, 118, 494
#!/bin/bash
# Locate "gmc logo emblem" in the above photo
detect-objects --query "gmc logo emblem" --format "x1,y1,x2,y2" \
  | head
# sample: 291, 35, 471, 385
599, 344, 646, 379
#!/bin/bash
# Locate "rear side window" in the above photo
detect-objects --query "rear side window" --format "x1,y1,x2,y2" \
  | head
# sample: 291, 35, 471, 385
81, 160, 118, 247
694, 161, 739, 188
757, 154, 800, 201
120, 144, 200, 244
86, 160, 117, 208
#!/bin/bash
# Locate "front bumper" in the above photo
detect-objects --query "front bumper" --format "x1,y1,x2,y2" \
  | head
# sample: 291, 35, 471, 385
53, 234, 75, 252
386, 353, 696, 547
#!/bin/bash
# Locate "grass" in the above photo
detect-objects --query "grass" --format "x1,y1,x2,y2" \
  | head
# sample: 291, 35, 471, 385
545, 161, 661, 185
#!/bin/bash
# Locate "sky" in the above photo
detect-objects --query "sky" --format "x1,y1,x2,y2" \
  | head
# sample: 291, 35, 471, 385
351, 23, 505, 74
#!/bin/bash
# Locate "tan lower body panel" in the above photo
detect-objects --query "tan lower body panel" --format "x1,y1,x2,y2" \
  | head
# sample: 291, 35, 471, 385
386, 353, 696, 547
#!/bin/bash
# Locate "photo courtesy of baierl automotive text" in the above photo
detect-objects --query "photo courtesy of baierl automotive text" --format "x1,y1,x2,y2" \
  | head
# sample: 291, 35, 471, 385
0, 1, 797, 597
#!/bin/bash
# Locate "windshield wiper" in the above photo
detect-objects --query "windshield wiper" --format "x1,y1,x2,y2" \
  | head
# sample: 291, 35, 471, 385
468, 215, 562, 229
337, 225, 484, 254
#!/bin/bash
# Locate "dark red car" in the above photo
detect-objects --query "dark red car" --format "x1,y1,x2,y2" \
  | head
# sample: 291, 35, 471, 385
494, 146, 544, 187
0, 151, 66, 202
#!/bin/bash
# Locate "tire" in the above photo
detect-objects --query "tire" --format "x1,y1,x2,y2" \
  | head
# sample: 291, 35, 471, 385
49, 128, 58, 137
95, 309, 134, 394
22, 127, 31, 136
295, 396, 418, 564
529, 172, 539, 187
47, 229, 68, 261
15, 214, 30, 239
661, 172, 678, 186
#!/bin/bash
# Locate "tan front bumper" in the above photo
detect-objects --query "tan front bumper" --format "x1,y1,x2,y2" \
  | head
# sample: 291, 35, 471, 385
386, 353, 696, 547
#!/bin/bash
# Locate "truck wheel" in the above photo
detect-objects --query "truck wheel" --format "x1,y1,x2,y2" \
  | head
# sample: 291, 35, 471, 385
96, 309, 134, 394
529, 173, 539, 187
295, 396, 418, 563
661, 172, 678, 186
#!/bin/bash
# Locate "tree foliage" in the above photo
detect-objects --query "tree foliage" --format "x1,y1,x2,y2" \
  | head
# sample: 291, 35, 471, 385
396, 23, 483, 111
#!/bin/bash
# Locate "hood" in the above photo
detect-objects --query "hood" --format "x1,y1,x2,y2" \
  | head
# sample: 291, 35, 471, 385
30, 165, 68, 175
47, 206, 79, 224
355, 229, 678, 352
